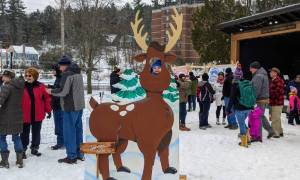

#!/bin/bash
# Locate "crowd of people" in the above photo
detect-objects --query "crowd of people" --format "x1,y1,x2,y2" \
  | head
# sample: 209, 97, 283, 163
177, 61, 300, 147
0, 55, 85, 169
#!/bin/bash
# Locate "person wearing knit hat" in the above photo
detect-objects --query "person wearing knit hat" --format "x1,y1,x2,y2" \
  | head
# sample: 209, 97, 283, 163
288, 86, 300, 125
250, 61, 261, 70
250, 61, 275, 139
178, 73, 191, 131
21, 67, 52, 158
234, 62, 243, 81
58, 55, 72, 65
233, 68, 243, 82
0, 69, 25, 168
223, 67, 238, 129
188, 71, 198, 112
198, 73, 215, 130
213, 72, 226, 125
151, 59, 162, 75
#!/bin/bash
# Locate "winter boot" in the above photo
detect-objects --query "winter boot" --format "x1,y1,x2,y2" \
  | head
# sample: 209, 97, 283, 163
22, 151, 27, 159
222, 118, 226, 125
180, 124, 191, 131
16, 152, 24, 168
31, 147, 42, 157
216, 118, 220, 125
0, 152, 10, 169
246, 129, 251, 145
239, 135, 248, 148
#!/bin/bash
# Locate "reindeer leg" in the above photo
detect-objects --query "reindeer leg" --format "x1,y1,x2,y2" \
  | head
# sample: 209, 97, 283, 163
98, 154, 116, 180
112, 139, 131, 173
141, 150, 156, 180
158, 130, 177, 174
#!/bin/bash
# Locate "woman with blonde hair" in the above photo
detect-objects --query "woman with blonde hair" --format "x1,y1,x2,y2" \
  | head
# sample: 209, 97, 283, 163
21, 67, 52, 158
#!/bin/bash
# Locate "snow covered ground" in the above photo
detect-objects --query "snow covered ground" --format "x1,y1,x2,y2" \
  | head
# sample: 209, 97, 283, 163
180, 104, 300, 180
2, 92, 300, 180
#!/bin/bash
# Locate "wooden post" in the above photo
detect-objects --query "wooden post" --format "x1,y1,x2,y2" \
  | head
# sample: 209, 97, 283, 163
230, 36, 239, 65
180, 175, 187, 180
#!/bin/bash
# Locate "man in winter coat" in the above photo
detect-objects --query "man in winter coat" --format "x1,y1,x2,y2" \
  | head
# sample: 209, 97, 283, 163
48, 64, 64, 150
250, 61, 274, 139
269, 68, 285, 138
110, 67, 121, 94
177, 74, 191, 131
223, 68, 238, 129
46, 55, 85, 164
0, 70, 24, 168
199, 73, 215, 130
188, 72, 198, 112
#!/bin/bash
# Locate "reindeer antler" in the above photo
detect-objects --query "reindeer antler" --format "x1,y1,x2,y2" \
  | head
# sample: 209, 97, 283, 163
164, 7, 183, 53
131, 10, 149, 51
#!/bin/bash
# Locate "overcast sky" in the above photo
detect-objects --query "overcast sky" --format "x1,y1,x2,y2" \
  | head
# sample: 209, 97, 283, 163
23, 0, 152, 12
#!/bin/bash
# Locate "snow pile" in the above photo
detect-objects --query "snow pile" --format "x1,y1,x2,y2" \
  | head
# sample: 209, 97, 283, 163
180, 105, 300, 180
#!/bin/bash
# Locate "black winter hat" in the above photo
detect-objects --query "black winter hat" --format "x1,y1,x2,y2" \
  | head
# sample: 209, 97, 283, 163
225, 68, 232, 74
202, 73, 209, 81
2, 70, 15, 79
250, 61, 261, 69
179, 73, 186, 79
58, 55, 72, 65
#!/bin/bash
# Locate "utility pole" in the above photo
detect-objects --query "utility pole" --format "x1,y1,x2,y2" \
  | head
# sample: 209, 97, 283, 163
61, 0, 65, 55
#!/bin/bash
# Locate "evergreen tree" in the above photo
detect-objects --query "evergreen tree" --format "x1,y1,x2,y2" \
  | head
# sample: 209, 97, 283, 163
192, 0, 248, 64
162, 75, 179, 104
6, 0, 26, 44
111, 69, 146, 103
0, 0, 7, 33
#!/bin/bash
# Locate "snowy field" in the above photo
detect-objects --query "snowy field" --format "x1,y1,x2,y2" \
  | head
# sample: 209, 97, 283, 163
1, 92, 300, 180
180, 104, 300, 180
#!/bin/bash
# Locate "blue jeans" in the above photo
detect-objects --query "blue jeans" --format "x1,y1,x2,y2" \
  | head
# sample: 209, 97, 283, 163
199, 101, 211, 127
235, 110, 251, 135
188, 95, 197, 111
179, 102, 187, 124
224, 97, 238, 126
63, 110, 83, 159
54, 110, 64, 146
0, 134, 23, 153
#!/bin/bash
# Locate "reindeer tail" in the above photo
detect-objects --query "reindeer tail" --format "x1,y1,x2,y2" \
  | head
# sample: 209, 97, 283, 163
89, 97, 99, 110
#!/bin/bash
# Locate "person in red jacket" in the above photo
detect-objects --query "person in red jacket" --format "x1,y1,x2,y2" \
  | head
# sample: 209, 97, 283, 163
269, 67, 285, 138
21, 67, 51, 158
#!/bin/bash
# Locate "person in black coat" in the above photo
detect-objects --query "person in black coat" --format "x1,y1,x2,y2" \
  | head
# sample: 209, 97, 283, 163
110, 67, 121, 94
48, 64, 64, 150
223, 68, 238, 129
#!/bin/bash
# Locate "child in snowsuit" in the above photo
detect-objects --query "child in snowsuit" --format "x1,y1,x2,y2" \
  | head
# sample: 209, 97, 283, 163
288, 87, 300, 125
0, 70, 25, 168
213, 72, 226, 125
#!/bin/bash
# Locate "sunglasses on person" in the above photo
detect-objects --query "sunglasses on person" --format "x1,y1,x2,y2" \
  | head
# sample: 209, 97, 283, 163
25, 74, 32, 78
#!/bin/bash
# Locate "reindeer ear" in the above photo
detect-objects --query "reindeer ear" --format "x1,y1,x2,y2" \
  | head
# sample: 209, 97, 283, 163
164, 53, 177, 63
133, 53, 147, 62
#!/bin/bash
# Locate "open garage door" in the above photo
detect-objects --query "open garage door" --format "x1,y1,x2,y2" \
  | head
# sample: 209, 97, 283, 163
239, 31, 300, 80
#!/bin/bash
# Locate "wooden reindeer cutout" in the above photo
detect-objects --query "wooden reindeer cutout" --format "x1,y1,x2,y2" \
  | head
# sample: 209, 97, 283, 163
88, 7, 183, 180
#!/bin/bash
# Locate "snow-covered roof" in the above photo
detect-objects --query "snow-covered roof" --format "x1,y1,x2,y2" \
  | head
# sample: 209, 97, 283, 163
8, 45, 39, 55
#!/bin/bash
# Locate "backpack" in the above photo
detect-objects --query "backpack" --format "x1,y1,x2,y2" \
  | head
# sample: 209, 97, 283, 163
199, 83, 214, 103
238, 80, 256, 108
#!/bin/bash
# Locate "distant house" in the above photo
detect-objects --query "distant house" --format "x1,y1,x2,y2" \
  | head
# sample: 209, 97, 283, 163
6, 45, 39, 68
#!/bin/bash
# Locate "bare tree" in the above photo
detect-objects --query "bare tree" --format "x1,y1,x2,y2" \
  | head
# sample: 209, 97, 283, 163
66, 0, 112, 94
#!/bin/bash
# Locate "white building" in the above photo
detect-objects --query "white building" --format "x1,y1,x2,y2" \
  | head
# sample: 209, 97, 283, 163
5, 45, 39, 68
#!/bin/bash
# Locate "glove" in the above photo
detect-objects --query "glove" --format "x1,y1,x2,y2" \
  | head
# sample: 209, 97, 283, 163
47, 112, 52, 119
